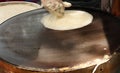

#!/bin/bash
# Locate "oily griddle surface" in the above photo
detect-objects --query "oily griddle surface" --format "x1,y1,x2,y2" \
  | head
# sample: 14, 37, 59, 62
0, 7, 120, 70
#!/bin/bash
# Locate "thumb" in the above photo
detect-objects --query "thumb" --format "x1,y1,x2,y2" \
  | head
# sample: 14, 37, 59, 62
63, 1, 72, 8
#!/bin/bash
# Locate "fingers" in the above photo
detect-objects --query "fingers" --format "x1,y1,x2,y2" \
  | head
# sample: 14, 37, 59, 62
41, 0, 64, 17
41, 0, 71, 17
41, 0, 71, 8
63, 1, 72, 8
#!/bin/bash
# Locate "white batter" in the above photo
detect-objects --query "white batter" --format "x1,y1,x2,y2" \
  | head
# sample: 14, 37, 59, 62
41, 10, 93, 30
0, 2, 41, 24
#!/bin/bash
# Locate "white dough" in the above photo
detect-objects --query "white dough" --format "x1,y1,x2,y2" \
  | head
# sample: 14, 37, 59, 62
0, 1, 41, 24
41, 10, 93, 30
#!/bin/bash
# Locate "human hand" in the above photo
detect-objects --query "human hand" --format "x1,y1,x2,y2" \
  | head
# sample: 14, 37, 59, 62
41, 0, 71, 17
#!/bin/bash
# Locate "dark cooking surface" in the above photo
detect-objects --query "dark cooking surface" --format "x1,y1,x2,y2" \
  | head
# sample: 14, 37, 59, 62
0, 7, 120, 71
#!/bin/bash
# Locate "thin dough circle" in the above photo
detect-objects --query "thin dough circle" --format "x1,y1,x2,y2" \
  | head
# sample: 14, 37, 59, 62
41, 10, 93, 30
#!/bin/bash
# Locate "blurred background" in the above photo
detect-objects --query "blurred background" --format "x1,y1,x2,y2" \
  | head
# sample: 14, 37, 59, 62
0, 0, 119, 17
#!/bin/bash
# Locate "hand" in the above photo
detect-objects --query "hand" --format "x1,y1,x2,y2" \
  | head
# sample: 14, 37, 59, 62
41, 0, 71, 17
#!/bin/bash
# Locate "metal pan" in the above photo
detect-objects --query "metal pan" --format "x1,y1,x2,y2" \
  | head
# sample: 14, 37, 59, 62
0, 6, 120, 72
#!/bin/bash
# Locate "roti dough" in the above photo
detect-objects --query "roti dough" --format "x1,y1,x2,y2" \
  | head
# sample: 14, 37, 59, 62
0, 2, 41, 24
41, 10, 93, 30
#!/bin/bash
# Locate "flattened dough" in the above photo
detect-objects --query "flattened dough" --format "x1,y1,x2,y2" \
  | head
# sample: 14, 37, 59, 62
41, 10, 93, 30
0, 2, 41, 24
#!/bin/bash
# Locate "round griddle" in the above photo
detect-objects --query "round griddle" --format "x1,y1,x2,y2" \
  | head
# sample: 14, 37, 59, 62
0, 7, 120, 72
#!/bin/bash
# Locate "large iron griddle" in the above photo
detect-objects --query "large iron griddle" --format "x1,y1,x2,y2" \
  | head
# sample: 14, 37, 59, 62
0, 7, 120, 72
